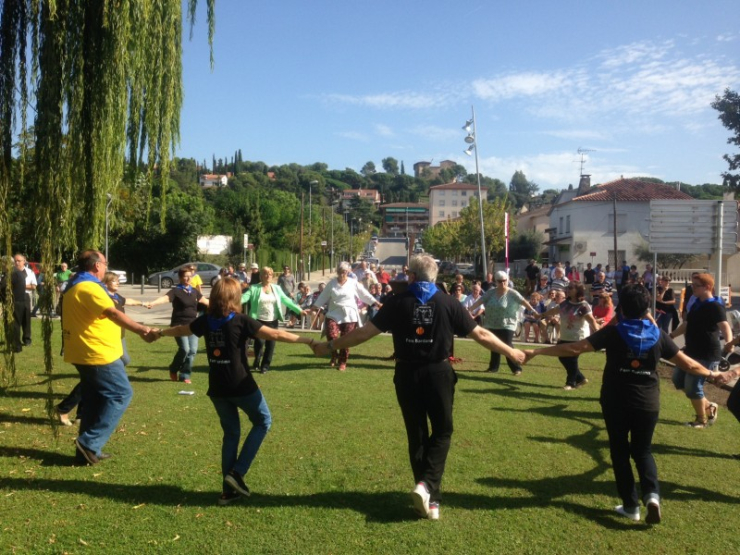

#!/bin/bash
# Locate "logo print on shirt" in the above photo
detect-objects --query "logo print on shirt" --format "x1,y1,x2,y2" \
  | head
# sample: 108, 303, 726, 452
416, 326, 425, 336
412, 304, 434, 326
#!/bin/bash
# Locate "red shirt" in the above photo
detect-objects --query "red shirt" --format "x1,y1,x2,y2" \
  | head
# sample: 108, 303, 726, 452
378, 271, 390, 285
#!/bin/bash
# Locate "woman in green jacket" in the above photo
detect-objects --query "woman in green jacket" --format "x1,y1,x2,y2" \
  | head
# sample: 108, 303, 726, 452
241, 266, 307, 373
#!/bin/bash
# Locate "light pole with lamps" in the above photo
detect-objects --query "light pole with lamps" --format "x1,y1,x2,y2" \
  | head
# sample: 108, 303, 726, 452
463, 106, 488, 277
308, 180, 318, 277
105, 193, 113, 262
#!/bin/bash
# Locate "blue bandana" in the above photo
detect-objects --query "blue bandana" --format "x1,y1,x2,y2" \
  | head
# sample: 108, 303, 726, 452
176, 284, 193, 294
207, 311, 236, 331
65, 272, 109, 295
409, 281, 438, 305
615, 318, 660, 358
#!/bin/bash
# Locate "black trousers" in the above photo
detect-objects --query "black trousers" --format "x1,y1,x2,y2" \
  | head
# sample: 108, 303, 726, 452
487, 328, 521, 373
728, 381, 740, 425
252, 319, 278, 370
394, 361, 457, 503
557, 340, 586, 386
601, 402, 660, 509
22, 295, 32, 343
12, 297, 30, 348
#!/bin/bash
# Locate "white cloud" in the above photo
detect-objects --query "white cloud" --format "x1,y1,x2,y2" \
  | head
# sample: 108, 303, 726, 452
374, 124, 394, 137
409, 125, 460, 142
336, 131, 369, 142
541, 129, 608, 141
716, 33, 735, 42
323, 89, 458, 110
472, 71, 574, 102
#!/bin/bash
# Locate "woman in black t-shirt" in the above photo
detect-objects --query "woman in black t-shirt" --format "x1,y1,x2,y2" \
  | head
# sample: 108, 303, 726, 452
524, 285, 721, 525
152, 277, 315, 505
148, 267, 209, 384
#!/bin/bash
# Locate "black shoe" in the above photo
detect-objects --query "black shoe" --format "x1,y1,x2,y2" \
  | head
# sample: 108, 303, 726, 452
218, 491, 241, 506
14, 346, 22, 353
484, 367, 499, 373
224, 470, 251, 497
23, 340, 31, 347
75, 439, 99, 465
260, 367, 269, 374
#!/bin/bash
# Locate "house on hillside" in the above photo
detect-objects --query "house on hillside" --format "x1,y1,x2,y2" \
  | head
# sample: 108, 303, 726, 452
413, 160, 456, 179
545, 176, 693, 269
341, 188, 381, 208
428, 181, 482, 226
199, 173, 231, 188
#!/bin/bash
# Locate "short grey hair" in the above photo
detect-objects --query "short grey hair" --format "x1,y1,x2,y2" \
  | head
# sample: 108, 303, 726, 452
409, 255, 438, 283
337, 261, 351, 273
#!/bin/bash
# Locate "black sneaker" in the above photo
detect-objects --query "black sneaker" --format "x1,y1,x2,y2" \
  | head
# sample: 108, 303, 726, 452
225, 470, 251, 497
218, 491, 241, 506
74, 439, 99, 465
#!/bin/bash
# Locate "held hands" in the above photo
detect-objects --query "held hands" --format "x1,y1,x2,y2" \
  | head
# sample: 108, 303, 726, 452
142, 328, 162, 343
522, 350, 538, 364
509, 348, 526, 365
312, 341, 332, 357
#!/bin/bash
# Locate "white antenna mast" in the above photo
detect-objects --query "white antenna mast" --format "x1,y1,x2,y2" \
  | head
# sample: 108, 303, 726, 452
577, 147, 595, 177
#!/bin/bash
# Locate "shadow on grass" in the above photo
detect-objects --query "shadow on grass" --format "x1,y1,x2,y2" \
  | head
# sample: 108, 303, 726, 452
0, 475, 415, 522
0, 413, 56, 426
0, 389, 66, 400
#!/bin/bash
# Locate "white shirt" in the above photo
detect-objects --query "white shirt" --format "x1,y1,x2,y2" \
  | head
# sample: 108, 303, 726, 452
257, 288, 277, 321
312, 277, 378, 325
24, 267, 37, 297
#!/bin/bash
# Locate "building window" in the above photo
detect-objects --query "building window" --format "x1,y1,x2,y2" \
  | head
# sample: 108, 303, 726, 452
559, 217, 563, 234
452, 211, 458, 218
452, 200, 458, 207
452, 190, 458, 196
461, 201, 467, 207
461, 191, 468, 196
439, 200, 446, 207
439, 210, 445, 218
566, 215, 570, 234
438, 191, 446, 196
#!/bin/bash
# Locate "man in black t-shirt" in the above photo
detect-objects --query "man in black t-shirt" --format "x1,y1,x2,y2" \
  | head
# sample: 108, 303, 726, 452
524, 284, 719, 524
524, 259, 540, 294
313, 255, 525, 521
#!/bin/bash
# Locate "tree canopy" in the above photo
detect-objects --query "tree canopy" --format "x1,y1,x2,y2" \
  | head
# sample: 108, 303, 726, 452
712, 88, 740, 190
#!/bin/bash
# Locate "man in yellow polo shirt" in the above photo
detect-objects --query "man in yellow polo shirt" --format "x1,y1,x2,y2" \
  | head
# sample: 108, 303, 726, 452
63, 250, 152, 465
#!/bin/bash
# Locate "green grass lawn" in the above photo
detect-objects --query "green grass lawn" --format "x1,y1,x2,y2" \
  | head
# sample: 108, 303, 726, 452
1, 321, 739, 554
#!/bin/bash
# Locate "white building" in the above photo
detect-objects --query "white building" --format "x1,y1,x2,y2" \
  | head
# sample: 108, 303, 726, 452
428, 181, 481, 227
545, 176, 693, 269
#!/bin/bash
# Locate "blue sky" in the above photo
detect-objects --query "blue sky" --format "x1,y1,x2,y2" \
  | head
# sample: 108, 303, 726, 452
180, 0, 740, 190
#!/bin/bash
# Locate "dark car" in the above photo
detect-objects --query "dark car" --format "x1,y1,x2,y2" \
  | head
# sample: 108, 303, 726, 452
147, 262, 221, 288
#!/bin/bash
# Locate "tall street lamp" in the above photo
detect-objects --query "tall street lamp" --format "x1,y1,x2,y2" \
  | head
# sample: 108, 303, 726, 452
105, 193, 113, 262
308, 180, 317, 275
463, 106, 488, 277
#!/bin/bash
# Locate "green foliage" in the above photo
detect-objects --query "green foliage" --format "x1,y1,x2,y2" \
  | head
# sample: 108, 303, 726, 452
673, 182, 726, 199
361, 161, 376, 177
381, 157, 399, 175
509, 229, 545, 260
633, 240, 696, 269
712, 88, 740, 190
508, 170, 539, 208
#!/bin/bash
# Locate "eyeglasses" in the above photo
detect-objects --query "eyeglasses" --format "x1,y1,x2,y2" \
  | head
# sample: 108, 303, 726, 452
496, 279, 506, 283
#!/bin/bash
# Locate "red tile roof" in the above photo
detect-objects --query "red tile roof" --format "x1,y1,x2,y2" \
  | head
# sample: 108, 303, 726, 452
573, 178, 693, 202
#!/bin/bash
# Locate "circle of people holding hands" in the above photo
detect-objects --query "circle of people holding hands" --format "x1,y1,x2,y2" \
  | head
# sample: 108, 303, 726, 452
23, 249, 740, 521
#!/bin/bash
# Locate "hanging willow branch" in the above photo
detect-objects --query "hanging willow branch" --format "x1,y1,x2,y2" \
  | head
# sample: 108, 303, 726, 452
0, 0, 215, 405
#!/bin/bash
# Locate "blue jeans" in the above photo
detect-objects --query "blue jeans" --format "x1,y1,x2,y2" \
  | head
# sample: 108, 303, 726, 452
672, 358, 718, 400
210, 390, 272, 493
75, 358, 133, 455
170, 335, 198, 380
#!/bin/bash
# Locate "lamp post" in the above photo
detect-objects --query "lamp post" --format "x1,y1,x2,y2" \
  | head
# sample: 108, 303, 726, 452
105, 193, 113, 262
330, 188, 335, 271
463, 106, 488, 277
308, 180, 317, 276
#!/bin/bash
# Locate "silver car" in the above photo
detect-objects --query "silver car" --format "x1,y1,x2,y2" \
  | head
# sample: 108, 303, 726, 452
147, 262, 221, 288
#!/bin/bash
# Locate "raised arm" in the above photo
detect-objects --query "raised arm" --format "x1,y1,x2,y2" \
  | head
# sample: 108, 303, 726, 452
147, 294, 171, 309
467, 326, 525, 364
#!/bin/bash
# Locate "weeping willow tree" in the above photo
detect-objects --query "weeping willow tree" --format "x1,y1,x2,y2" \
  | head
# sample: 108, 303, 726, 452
0, 1, 215, 402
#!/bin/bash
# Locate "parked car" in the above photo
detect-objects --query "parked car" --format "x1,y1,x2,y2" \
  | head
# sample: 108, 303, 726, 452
147, 262, 221, 288
456, 263, 475, 277
438, 261, 458, 275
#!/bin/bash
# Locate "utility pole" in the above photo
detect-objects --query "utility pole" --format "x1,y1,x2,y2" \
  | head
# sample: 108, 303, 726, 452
299, 192, 304, 281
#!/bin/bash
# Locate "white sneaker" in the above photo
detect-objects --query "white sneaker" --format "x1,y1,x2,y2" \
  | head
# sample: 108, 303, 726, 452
411, 482, 430, 518
615, 505, 640, 521
428, 502, 440, 520
645, 498, 661, 524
